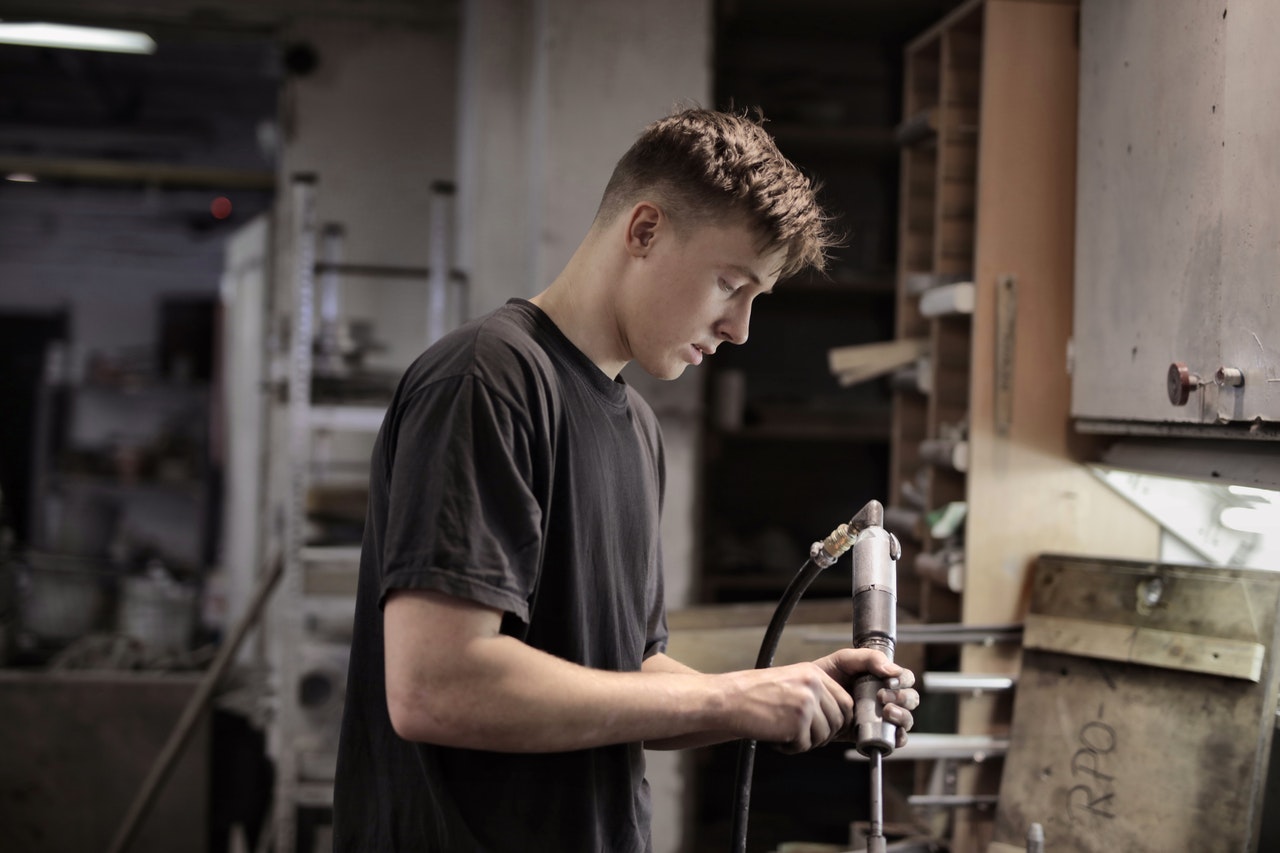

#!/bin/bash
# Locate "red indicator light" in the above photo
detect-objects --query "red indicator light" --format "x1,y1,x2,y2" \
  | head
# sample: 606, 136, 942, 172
211, 196, 233, 219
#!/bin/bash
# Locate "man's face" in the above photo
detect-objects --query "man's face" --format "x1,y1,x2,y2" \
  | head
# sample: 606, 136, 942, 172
621, 218, 784, 380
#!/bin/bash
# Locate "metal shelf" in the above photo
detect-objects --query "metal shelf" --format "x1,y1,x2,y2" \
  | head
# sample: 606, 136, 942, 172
308, 404, 386, 433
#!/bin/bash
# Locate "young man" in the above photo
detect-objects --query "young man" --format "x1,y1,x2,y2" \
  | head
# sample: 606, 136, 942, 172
333, 108, 919, 851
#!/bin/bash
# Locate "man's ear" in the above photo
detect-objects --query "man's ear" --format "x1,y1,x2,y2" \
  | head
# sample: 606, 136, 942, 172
624, 202, 663, 258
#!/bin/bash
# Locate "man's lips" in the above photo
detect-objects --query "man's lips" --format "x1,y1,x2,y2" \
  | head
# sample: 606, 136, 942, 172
689, 343, 714, 365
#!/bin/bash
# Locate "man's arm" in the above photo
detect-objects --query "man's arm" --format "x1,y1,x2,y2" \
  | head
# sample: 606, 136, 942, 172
385, 589, 918, 754
384, 589, 860, 754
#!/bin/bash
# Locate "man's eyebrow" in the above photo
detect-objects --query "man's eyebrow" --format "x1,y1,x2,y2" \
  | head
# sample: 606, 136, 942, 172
725, 263, 762, 287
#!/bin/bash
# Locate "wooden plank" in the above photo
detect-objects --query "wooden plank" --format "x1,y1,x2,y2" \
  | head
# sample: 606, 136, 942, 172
1023, 613, 1265, 683
828, 337, 928, 383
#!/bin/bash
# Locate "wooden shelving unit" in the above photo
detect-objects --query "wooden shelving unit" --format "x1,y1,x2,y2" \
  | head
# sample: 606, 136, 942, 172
890, 3, 983, 628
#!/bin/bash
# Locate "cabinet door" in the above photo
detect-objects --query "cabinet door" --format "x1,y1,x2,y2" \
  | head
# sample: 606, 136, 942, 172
1072, 0, 1280, 431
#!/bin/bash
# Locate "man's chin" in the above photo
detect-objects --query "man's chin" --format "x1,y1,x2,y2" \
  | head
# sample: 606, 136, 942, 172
638, 358, 688, 381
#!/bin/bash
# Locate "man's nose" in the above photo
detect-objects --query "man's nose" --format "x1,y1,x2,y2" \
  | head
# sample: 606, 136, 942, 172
716, 302, 751, 346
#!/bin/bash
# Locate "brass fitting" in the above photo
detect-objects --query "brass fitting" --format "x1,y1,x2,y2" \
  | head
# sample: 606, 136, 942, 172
811, 523, 857, 568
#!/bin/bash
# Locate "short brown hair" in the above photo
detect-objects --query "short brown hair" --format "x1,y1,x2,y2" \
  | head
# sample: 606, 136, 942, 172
596, 108, 835, 278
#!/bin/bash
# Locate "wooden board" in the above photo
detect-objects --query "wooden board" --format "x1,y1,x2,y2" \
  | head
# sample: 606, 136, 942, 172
991, 555, 1280, 852
828, 337, 929, 386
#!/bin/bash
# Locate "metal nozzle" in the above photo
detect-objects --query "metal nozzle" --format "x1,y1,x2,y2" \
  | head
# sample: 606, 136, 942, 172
811, 500, 892, 570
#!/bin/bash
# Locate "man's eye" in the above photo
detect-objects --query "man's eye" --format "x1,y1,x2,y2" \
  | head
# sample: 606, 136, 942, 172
719, 278, 738, 294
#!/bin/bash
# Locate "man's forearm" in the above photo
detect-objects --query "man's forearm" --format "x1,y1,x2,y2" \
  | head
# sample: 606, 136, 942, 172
388, 631, 733, 752
640, 652, 736, 750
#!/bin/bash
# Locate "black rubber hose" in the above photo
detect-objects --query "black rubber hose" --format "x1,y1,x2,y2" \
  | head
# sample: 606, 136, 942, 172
729, 555, 829, 853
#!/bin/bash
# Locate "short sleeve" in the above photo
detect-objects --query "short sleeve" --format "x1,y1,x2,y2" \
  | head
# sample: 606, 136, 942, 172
379, 374, 544, 623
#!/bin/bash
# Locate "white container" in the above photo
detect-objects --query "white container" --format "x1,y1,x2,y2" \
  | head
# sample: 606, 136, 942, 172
116, 566, 197, 654
919, 281, 975, 317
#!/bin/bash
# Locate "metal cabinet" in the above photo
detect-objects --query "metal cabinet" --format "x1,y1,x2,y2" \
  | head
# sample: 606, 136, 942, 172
1072, 0, 1280, 435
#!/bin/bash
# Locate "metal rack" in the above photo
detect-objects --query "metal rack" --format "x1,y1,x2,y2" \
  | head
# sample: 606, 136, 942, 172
266, 174, 458, 853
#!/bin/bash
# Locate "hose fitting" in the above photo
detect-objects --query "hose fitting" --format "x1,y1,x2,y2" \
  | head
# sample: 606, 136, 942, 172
810, 523, 856, 568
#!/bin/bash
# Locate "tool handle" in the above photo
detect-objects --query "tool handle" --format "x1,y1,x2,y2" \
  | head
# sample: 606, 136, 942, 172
854, 672, 898, 756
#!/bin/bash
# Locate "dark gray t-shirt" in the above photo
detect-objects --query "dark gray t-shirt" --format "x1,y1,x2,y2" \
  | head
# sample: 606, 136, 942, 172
333, 299, 668, 852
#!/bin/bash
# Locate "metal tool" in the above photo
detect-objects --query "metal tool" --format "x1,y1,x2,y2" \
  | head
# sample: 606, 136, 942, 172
848, 500, 901, 853
729, 501, 906, 853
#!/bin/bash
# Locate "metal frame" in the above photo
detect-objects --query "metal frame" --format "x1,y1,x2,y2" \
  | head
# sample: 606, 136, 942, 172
266, 173, 458, 853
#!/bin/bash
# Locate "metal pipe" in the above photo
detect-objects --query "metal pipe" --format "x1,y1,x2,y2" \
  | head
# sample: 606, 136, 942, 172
846, 733, 1009, 763
867, 751, 887, 853
921, 672, 1016, 694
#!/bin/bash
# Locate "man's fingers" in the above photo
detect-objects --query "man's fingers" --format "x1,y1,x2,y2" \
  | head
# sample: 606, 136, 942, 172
801, 666, 854, 750
887, 665, 915, 689
826, 649, 916, 690
879, 685, 920, 712
883, 703, 914, 731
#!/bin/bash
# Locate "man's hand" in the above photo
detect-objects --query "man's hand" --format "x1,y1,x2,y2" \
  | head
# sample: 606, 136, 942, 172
717, 661, 855, 754
714, 649, 919, 755
814, 648, 919, 749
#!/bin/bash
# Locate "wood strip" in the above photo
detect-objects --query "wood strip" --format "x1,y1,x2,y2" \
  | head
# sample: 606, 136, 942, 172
993, 275, 1017, 435
828, 337, 929, 381
1023, 613, 1265, 682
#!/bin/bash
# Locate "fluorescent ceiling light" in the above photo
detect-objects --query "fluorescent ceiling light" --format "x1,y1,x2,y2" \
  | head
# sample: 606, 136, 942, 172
0, 22, 156, 54
5, 172, 38, 182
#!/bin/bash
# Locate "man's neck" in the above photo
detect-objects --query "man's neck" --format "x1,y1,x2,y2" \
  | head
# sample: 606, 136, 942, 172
531, 237, 629, 379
